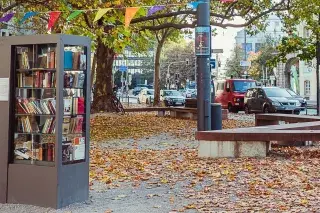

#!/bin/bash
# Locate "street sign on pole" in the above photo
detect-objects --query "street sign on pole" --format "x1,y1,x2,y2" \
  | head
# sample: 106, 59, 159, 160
240, 61, 251, 67
211, 49, 223, 54
210, 59, 216, 69
119, 65, 127, 72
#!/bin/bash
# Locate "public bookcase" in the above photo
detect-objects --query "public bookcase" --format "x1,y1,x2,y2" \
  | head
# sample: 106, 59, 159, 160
0, 34, 91, 209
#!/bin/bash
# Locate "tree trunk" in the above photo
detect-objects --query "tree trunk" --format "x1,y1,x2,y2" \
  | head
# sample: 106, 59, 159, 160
91, 51, 97, 88
92, 37, 115, 112
153, 42, 164, 106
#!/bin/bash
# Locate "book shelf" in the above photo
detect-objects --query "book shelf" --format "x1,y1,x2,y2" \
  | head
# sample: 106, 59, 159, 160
0, 35, 91, 209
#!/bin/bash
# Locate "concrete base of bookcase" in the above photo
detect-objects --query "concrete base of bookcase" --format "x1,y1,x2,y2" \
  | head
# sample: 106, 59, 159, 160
7, 162, 89, 208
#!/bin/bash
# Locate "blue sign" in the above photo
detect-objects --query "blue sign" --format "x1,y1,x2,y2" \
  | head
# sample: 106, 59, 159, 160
210, 59, 216, 69
119, 65, 127, 72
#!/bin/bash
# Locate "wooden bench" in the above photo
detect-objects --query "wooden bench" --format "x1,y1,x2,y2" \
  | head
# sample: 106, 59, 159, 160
196, 113, 320, 158
125, 107, 170, 117
126, 106, 228, 120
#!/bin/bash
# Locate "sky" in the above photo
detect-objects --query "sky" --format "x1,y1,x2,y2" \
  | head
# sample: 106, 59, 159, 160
211, 17, 244, 72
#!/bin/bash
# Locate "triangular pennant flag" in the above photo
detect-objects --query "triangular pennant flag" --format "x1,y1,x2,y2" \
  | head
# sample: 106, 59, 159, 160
147, 6, 165, 16
187, 2, 200, 9
67, 10, 82, 22
0, 13, 14, 23
19, 11, 39, 24
48, 11, 61, 31
125, 7, 140, 28
94, 8, 112, 22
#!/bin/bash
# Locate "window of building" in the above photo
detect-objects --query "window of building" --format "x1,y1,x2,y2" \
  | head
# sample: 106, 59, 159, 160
304, 80, 311, 96
1, 32, 5, 37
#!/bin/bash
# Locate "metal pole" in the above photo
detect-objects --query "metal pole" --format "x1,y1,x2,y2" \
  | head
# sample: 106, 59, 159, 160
244, 28, 247, 76
196, 0, 211, 131
316, 14, 320, 115
167, 63, 172, 89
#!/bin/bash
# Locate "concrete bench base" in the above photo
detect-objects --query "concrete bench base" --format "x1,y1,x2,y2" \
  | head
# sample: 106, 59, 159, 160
198, 140, 270, 158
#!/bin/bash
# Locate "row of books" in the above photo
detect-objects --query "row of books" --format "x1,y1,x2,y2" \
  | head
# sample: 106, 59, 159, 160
37, 50, 56, 69
17, 71, 56, 88
63, 116, 84, 134
17, 48, 56, 70
64, 51, 86, 70
16, 117, 56, 134
16, 98, 56, 115
17, 52, 31, 69
14, 143, 55, 162
64, 97, 84, 115
64, 72, 85, 88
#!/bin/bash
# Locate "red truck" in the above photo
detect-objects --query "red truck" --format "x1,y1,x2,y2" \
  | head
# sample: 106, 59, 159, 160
215, 78, 256, 113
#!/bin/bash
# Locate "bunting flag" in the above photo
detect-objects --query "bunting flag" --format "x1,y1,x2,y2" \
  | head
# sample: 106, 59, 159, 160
0, 13, 14, 23
19, 11, 39, 24
147, 5, 165, 16
94, 8, 112, 22
48, 11, 61, 31
187, 1, 203, 9
125, 7, 140, 28
67, 10, 82, 22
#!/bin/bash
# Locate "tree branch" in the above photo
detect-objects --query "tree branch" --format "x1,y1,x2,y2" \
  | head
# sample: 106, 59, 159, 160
141, 0, 291, 31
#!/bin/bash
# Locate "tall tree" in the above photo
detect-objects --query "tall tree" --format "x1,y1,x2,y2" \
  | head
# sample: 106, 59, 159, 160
225, 46, 244, 78
160, 40, 196, 89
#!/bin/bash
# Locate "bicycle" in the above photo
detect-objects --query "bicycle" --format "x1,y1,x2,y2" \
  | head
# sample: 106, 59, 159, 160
111, 94, 125, 114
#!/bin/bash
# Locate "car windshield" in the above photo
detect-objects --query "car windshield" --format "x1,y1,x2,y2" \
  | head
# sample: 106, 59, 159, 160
233, 81, 256, 92
264, 88, 292, 97
286, 89, 298, 96
146, 90, 154, 95
163, 90, 181, 96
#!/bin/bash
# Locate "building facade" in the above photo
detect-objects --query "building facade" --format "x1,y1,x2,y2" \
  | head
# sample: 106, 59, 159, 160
276, 23, 316, 100
235, 14, 285, 55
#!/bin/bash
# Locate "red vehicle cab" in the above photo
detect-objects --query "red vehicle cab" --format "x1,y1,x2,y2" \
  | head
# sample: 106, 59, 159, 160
215, 79, 256, 113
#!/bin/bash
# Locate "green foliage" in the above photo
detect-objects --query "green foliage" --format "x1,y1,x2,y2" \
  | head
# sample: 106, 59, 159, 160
160, 40, 195, 88
271, 0, 319, 65
225, 46, 244, 78
269, 35, 316, 67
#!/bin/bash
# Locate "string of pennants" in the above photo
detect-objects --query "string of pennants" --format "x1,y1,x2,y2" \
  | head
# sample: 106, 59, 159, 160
0, 0, 235, 32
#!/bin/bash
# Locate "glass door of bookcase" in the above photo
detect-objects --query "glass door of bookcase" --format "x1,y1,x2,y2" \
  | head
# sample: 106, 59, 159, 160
13, 44, 57, 166
62, 45, 87, 164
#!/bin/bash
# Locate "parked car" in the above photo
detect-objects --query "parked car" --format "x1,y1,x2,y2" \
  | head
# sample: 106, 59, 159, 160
160, 90, 185, 106
285, 88, 307, 108
185, 89, 197, 98
137, 89, 154, 104
244, 87, 303, 114
215, 79, 257, 113
133, 86, 147, 96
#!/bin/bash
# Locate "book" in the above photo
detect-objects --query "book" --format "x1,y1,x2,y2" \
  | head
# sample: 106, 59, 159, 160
64, 98, 72, 115
80, 54, 86, 70
72, 52, 80, 70
64, 72, 85, 88
64, 51, 73, 69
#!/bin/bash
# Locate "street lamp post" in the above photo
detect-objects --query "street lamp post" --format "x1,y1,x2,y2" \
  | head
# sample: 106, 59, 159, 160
166, 60, 189, 89
196, 0, 211, 131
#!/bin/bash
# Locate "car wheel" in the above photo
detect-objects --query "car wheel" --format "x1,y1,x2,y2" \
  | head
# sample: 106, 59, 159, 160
228, 103, 238, 113
263, 105, 270, 113
244, 105, 251, 114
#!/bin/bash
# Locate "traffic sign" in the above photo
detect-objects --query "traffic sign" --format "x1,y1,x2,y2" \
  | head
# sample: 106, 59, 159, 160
210, 59, 216, 69
211, 49, 223, 54
119, 65, 127, 72
240, 61, 251, 67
